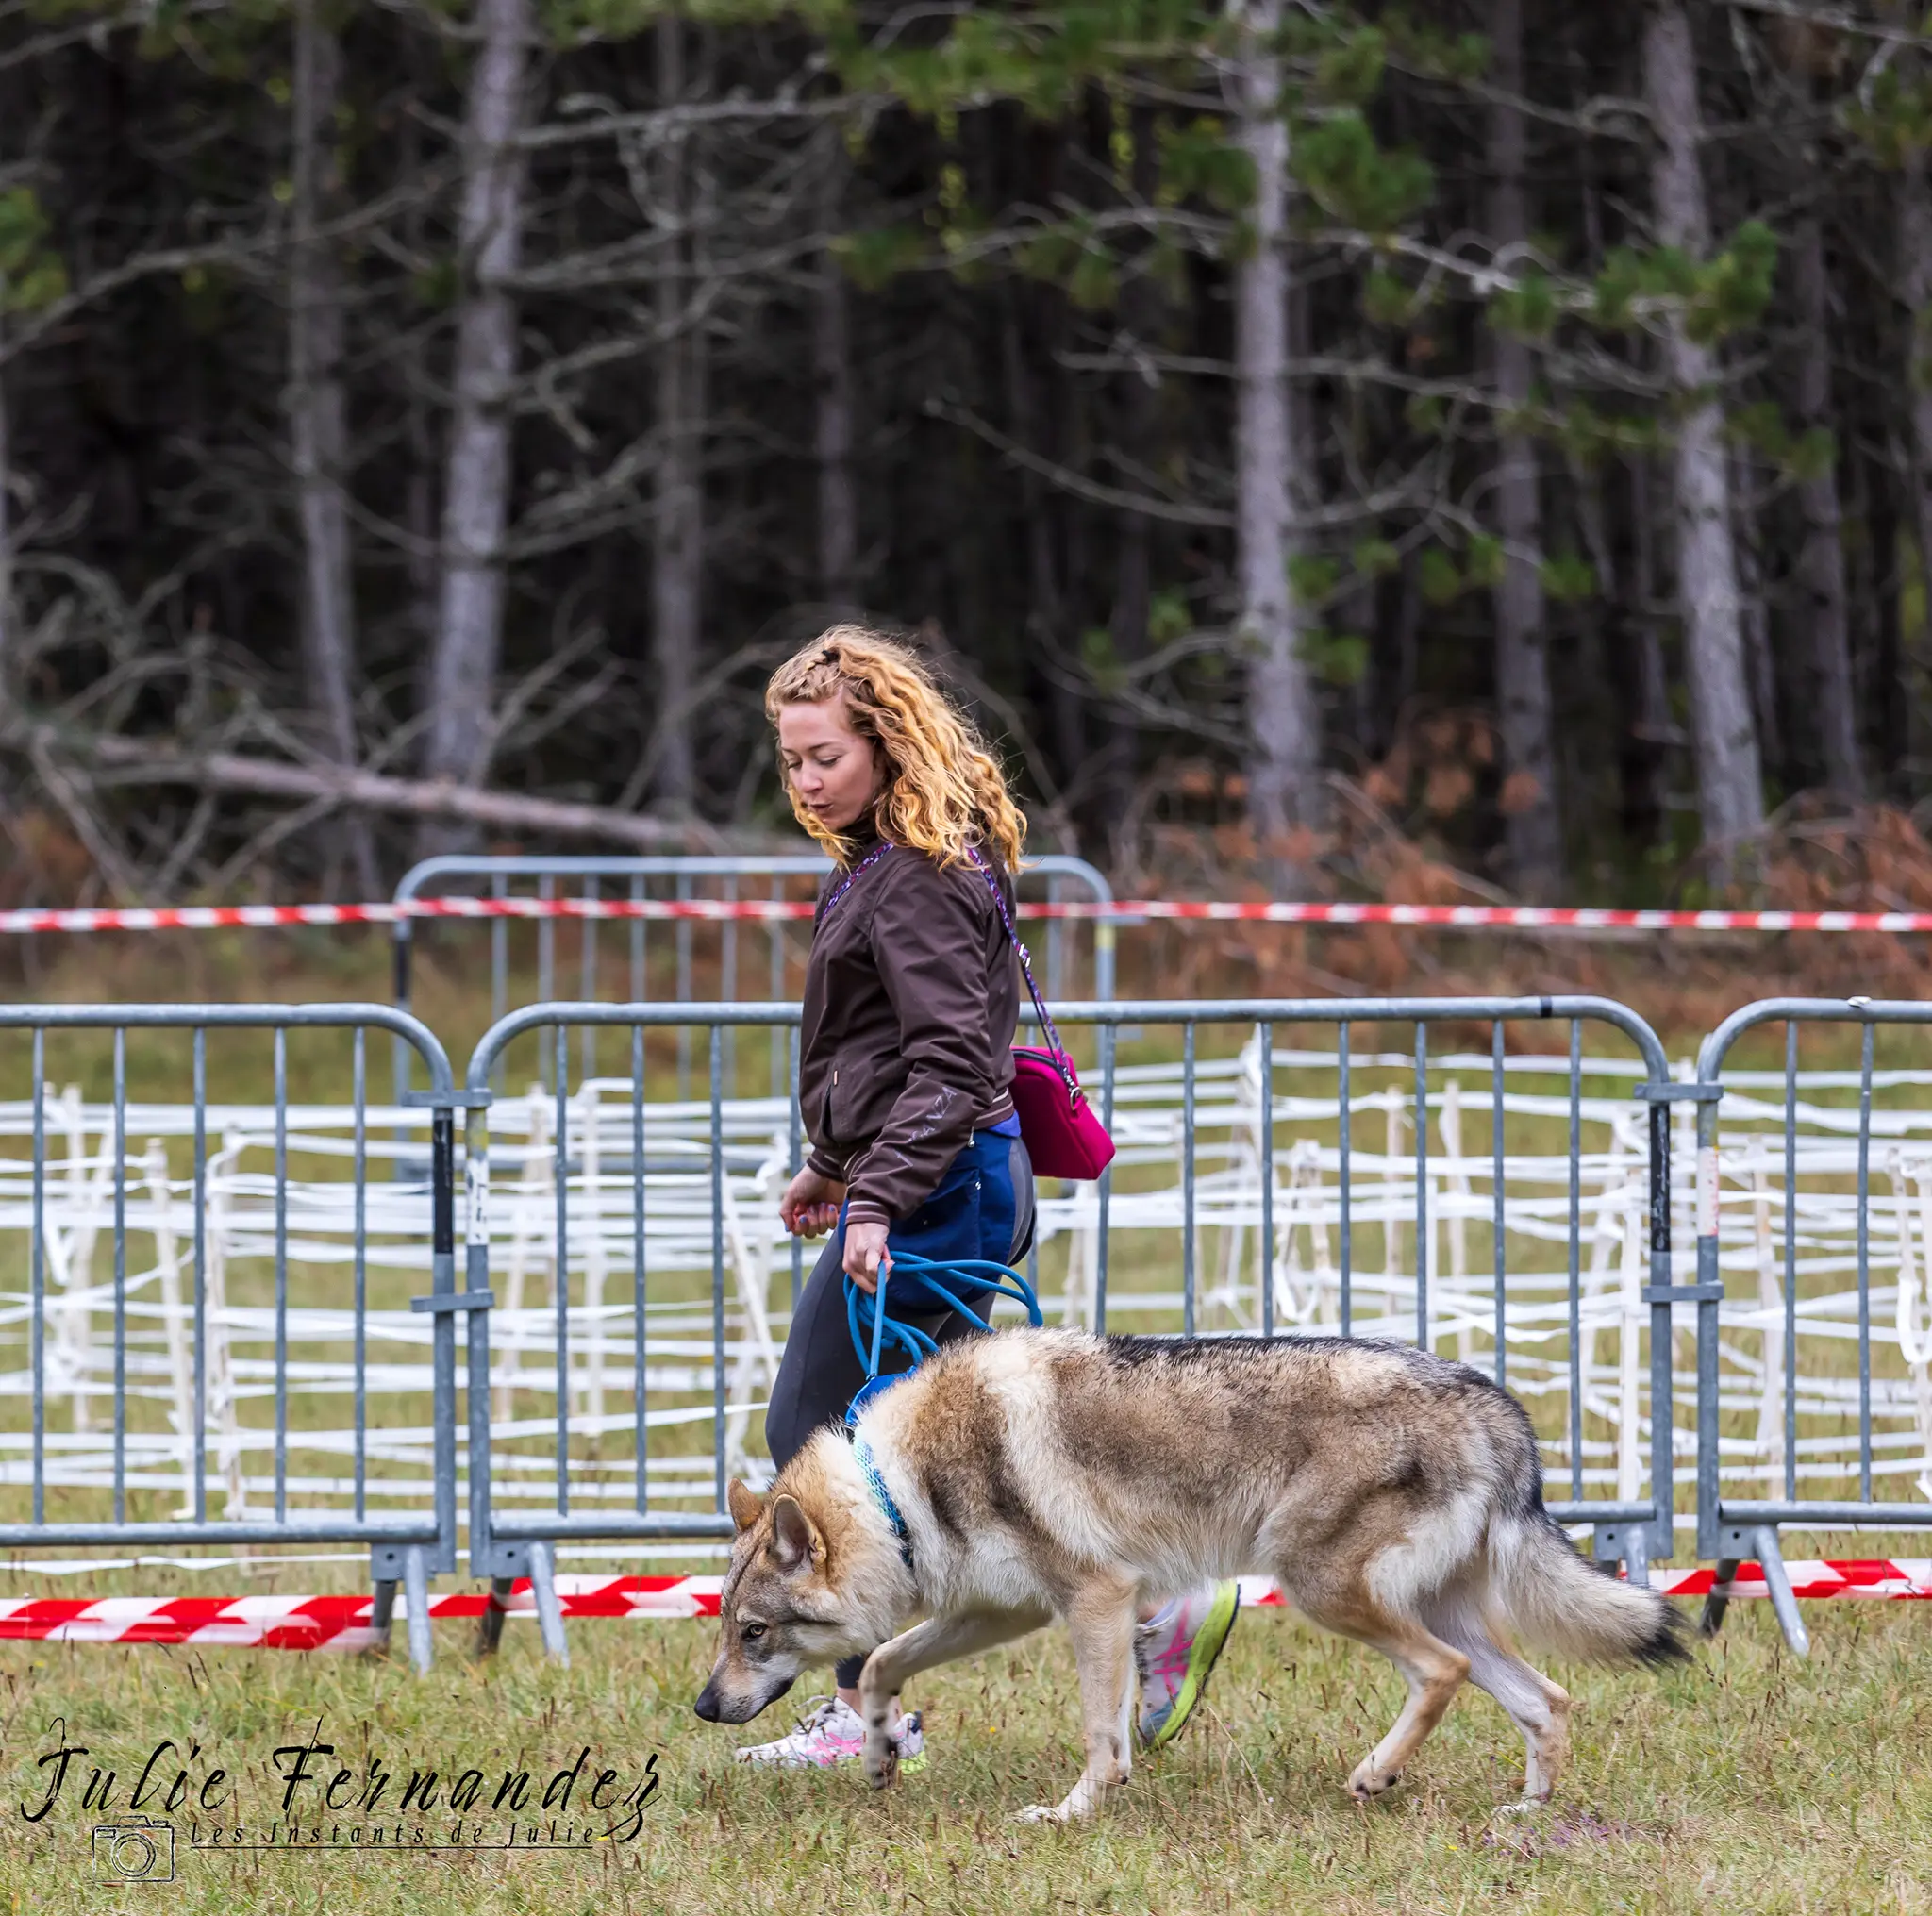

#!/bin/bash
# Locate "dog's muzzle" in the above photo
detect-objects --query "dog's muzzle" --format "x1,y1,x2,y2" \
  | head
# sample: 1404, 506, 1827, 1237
692, 1672, 795, 1724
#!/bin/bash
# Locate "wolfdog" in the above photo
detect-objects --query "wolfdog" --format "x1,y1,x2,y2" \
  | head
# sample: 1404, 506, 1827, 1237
694, 1329, 1685, 1822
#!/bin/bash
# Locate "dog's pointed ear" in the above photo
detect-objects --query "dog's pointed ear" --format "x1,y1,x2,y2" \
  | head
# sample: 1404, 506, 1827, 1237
727, 1478, 764, 1534
767, 1494, 824, 1573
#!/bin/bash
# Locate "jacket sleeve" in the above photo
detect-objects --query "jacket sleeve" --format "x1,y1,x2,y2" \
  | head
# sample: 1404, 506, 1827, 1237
841, 858, 991, 1227
806, 1141, 849, 1183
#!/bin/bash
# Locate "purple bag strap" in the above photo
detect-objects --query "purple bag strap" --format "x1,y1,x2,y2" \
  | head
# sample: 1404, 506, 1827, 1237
820, 840, 894, 919
964, 845, 1073, 1082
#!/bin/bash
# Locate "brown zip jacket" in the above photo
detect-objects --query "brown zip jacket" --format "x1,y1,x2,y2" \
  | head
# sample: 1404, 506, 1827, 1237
799, 829, 1018, 1228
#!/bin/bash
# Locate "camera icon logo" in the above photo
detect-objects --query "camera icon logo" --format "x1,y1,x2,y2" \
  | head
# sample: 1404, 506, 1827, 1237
92, 1815, 175, 1881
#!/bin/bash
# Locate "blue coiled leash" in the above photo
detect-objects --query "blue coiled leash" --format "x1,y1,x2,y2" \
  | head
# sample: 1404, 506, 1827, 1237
843, 1250, 1044, 1428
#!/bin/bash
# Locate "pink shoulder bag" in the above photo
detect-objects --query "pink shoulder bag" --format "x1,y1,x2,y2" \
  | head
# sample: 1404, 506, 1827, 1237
966, 847, 1117, 1181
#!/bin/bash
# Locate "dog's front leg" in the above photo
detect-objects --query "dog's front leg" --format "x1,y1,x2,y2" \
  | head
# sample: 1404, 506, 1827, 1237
1020, 1575, 1138, 1824
857, 1608, 1051, 1790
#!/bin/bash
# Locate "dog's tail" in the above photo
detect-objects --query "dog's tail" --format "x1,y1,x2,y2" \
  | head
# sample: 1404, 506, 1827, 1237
1485, 1509, 1687, 1667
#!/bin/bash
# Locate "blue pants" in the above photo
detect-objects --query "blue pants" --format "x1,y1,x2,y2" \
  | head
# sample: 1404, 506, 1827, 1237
763, 1130, 1035, 1689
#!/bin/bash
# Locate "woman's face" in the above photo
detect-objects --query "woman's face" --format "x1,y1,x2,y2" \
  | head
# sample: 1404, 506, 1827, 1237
777, 696, 883, 834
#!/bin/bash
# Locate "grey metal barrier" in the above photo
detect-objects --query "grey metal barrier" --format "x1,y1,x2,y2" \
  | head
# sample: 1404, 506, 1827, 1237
1693, 998, 1932, 1658
391, 851, 1118, 1108
0, 1006, 467, 1672
455, 994, 1681, 1663
458, 1003, 797, 1662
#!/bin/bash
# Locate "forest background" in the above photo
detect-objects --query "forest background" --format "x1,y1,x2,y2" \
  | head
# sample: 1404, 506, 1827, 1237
4, 0, 1932, 956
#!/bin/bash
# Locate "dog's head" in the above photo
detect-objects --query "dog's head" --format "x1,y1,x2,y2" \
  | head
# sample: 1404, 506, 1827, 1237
692, 1476, 866, 1724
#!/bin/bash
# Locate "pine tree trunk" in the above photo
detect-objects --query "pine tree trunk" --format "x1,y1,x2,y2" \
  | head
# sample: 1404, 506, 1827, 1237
1059, 343, 1095, 796
1641, 0, 1764, 860
998, 290, 1086, 850
1230, 0, 1319, 866
1870, 453, 1905, 797
1487, 0, 1560, 897
289, 0, 377, 893
423, 0, 532, 812
1793, 213, 1862, 796
1898, 147, 1932, 685
651, 14, 705, 814
1108, 476, 1149, 798
813, 143, 857, 608
1108, 103, 1160, 829
1729, 447, 1783, 780
1626, 456, 1674, 848
400, 77, 439, 657
0, 293, 11, 679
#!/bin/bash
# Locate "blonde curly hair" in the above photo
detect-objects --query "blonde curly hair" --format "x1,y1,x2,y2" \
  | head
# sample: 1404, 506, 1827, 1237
765, 626, 1027, 871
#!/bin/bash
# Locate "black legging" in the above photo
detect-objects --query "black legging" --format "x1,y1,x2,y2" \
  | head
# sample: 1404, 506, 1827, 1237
764, 1139, 1035, 1688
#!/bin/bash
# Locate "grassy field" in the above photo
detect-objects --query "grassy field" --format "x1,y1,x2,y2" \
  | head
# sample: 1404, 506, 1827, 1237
1, 1584, 1929, 1914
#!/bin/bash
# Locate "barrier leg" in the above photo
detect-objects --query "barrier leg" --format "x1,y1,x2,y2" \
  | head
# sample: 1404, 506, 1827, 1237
1591, 1523, 1650, 1588
475, 1576, 517, 1657
527, 1541, 570, 1666
1751, 1525, 1809, 1658
370, 1578, 398, 1654
403, 1544, 434, 1674
1699, 1559, 1740, 1638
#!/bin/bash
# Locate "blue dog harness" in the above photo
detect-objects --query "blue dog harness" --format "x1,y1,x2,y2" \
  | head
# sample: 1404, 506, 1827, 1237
849, 1427, 913, 1570
841, 1250, 1044, 1572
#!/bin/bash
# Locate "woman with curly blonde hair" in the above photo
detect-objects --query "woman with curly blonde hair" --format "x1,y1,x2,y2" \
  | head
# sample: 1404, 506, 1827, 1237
730, 627, 1239, 1774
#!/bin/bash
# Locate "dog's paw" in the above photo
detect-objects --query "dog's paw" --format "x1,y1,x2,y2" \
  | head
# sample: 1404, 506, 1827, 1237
1015, 1802, 1071, 1825
864, 1735, 899, 1791
1017, 1776, 1108, 1824
1346, 1758, 1402, 1804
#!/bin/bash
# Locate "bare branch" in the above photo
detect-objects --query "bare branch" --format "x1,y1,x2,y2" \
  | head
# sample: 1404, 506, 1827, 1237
22, 730, 796, 853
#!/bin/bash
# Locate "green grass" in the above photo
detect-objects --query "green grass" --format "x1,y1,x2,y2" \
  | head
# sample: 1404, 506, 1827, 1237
2, 1591, 1929, 1913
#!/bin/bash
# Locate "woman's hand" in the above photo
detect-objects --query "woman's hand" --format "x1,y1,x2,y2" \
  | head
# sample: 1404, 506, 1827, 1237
841, 1220, 891, 1294
780, 1167, 845, 1239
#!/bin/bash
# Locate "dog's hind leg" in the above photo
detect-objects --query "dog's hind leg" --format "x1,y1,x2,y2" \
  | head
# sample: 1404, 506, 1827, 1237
1423, 1598, 1572, 1807
1020, 1574, 1140, 1825
857, 1607, 1050, 1791
1284, 1577, 1470, 1804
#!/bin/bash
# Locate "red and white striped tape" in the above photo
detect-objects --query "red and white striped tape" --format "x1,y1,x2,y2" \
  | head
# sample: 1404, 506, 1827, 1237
0, 1575, 724, 1653
1, 895, 1930, 937
1026, 902, 1932, 933
1, 1561, 1926, 1653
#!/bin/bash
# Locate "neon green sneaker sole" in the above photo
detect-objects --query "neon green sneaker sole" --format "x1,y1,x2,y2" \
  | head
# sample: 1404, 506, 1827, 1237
1142, 1580, 1241, 1753
896, 1710, 927, 1774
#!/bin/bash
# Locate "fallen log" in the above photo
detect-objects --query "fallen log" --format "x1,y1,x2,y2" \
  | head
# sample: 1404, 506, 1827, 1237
42, 731, 798, 855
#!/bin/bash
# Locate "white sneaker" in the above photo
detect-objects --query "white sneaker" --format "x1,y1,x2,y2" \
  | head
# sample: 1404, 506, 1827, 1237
1135, 1580, 1241, 1750
733, 1694, 926, 1771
